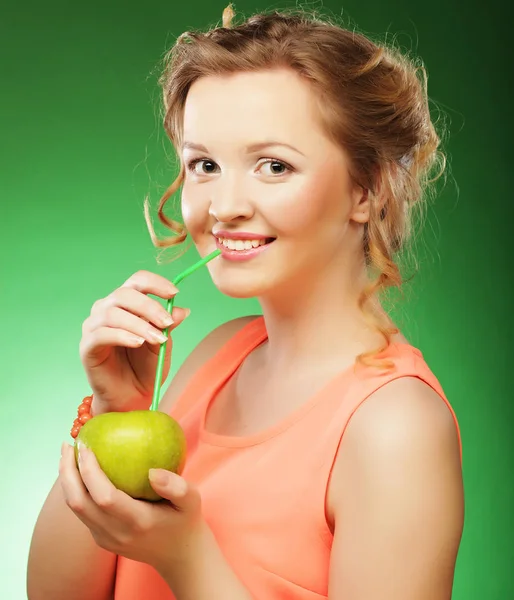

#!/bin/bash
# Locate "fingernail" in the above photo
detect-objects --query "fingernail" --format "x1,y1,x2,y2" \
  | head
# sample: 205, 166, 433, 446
184, 308, 191, 318
149, 469, 169, 485
77, 442, 87, 465
161, 314, 174, 327
148, 330, 168, 344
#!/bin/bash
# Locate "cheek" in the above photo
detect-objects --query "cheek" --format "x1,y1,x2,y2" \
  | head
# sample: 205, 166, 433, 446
266, 174, 347, 235
181, 187, 207, 238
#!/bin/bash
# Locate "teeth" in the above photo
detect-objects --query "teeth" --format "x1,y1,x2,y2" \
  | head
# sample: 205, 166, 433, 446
217, 237, 268, 251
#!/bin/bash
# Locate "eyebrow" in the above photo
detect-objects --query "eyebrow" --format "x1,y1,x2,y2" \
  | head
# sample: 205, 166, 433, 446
182, 140, 305, 157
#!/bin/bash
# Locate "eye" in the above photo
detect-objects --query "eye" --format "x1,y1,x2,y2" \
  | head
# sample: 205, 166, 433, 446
259, 159, 292, 176
186, 159, 220, 175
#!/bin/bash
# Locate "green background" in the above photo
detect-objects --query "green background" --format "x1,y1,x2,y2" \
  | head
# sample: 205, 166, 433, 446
2, 0, 512, 597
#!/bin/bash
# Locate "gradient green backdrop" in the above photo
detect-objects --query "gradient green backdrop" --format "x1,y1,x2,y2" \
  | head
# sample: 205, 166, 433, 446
2, 0, 512, 597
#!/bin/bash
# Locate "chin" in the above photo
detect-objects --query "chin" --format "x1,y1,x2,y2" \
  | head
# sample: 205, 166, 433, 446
209, 269, 272, 299
218, 287, 258, 299
213, 279, 264, 299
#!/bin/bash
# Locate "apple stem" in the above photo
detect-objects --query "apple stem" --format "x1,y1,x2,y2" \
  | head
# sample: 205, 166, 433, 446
149, 249, 222, 411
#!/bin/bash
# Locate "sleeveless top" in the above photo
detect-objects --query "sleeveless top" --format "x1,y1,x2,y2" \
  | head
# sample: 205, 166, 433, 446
114, 316, 462, 599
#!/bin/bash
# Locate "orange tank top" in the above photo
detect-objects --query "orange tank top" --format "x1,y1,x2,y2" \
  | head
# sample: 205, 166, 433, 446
114, 316, 462, 599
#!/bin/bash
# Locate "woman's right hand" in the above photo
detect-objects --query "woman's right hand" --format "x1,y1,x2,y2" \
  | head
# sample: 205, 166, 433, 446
79, 270, 190, 415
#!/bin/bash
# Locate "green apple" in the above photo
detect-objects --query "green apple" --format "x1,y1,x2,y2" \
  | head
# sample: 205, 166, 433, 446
74, 410, 186, 501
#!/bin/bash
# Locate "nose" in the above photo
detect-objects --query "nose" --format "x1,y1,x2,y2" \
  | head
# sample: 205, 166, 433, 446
208, 172, 254, 222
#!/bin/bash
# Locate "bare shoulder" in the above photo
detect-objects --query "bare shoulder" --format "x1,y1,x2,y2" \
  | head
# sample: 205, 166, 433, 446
327, 377, 464, 598
159, 315, 260, 414
328, 376, 463, 519
341, 376, 460, 462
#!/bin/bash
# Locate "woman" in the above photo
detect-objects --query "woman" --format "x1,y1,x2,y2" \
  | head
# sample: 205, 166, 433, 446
27, 6, 464, 600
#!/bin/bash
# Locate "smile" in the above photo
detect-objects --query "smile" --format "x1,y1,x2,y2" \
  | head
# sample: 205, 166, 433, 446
217, 237, 270, 250
214, 236, 275, 261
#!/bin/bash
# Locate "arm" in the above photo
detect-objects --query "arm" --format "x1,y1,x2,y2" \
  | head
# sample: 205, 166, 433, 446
27, 480, 118, 600
27, 316, 258, 600
327, 377, 464, 600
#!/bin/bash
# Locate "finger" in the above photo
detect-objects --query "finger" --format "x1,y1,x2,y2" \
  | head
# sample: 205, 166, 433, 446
77, 444, 141, 522
142, 306, 192, 357
90, 287, 176, 330
59, 443, 103, 527
121, 270, 179, 299
82, 305, 190, 351
148, 469, 201, 514
87, 306, 169, 346
168, 306, 191, 328
79, 326, 146, 365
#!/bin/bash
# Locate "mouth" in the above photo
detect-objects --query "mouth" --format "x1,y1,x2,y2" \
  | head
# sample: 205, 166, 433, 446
213, 235, 276, 261
215, 236, 276, 251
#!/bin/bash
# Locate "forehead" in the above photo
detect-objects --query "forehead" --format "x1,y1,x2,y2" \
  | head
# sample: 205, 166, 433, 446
182, 69, 327, 148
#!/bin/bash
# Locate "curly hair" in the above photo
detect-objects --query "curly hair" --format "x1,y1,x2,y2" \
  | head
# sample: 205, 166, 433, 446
145, 4, 447, 370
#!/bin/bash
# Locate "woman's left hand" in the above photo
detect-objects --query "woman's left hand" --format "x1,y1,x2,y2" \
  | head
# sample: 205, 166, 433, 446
59, 442, 204, 576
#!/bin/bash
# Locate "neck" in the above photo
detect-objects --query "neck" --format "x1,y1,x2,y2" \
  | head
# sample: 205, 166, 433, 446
257, 254, 390, 373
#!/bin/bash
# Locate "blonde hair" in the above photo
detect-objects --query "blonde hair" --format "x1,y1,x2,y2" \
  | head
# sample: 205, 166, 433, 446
145, 5, 447, 369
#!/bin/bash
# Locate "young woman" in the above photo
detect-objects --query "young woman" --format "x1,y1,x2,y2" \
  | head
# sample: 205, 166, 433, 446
28, 6, 464, 600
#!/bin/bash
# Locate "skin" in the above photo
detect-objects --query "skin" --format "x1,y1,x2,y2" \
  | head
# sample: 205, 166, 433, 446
57, 68, 464, 599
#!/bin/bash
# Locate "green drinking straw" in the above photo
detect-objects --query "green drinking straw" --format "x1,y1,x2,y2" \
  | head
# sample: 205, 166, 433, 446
149, 248, 222, 411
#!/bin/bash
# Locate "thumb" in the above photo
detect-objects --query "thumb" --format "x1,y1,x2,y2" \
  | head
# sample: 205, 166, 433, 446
170, 306, 191, 327
148, 469, 200, 512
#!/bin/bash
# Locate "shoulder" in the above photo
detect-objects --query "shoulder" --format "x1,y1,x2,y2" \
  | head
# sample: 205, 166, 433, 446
327, 376, 464, 597
159, 315, 260, 413
343, 376, 460, 461
328, 376, 462, 519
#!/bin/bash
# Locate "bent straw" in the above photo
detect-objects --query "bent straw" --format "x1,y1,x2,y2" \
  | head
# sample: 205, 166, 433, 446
150, 248, 221, 411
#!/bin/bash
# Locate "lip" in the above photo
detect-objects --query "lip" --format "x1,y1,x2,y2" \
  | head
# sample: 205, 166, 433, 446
213, 235, 274, 262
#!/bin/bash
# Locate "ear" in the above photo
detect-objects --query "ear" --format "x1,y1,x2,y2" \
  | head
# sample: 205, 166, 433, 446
349, 185, 371, 224
350, 164, 392, 224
